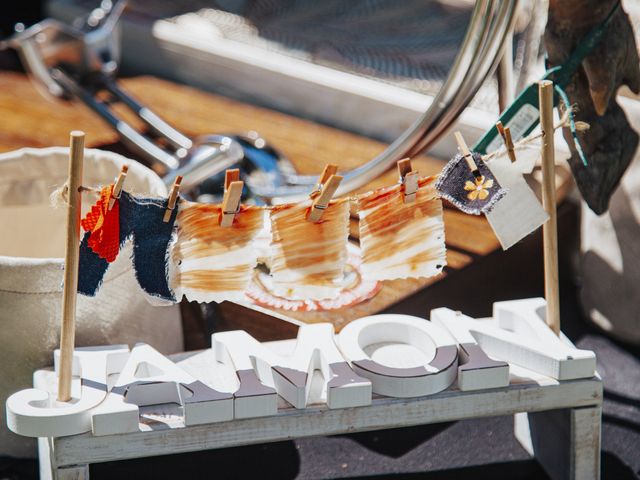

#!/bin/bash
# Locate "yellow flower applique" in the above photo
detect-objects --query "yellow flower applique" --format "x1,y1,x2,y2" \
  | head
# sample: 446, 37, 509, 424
464, 175, 494, 201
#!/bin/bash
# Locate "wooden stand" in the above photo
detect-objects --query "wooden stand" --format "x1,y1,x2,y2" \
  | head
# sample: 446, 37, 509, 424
38, 374, 601, 480
539, 81, 561, 335
31, 320, 601, 480
57, 131, 85, 402
4, 299, 599, 480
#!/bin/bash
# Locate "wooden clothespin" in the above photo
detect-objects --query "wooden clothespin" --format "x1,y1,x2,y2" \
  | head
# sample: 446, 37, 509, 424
108, 164, 128, 210
308, 164, 343, 223
397, 158, 419, 204
496, 121, 516, 163
220, 168, 244, 227
310, 164, 338, 199
454, 131, 481, 179
163, 176, 182, 223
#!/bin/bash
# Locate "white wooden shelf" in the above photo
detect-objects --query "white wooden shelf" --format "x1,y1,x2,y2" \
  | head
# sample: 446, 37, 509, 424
36, 344, 603, 480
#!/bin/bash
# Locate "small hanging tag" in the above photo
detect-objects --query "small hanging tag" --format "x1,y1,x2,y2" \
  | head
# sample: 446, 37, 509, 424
485, 154, 549, 250
108, 165, 128, 211
436, 133, 506, 215
397, 158, 419, 204
220, 169, 244, 227
163, 176, 182, 223
474, 83, 542, 155
308, 171, 343, 223
474, 2, 619, 156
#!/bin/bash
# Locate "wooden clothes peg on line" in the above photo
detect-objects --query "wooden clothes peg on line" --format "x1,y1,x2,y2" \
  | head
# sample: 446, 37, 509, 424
220, 169, 244, 227
308, 164, 342, 222
397, 158, 419, 204
163, 176, 182, 223
495, 121, 516, 163
310, 164, 338, 199
108, 165, 129, 210
454, 131, 481, 178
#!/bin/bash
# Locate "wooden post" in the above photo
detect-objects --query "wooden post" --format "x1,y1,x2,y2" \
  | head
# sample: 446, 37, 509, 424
538, 80, 560, 335
58, 131, 85, 401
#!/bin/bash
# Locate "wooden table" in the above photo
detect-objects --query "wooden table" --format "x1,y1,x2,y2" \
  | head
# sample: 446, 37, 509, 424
0, 71, 575, 339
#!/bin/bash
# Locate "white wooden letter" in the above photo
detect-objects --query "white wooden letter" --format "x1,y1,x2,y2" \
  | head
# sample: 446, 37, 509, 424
338, 314, 458, 397
211, 330, 280, 419
6, 345, 130, 437
92, 343, 233, 436
272, 323, 371, 409
212, 323, 371, 415
430, 309, 509, 391
431, 298, 596, 381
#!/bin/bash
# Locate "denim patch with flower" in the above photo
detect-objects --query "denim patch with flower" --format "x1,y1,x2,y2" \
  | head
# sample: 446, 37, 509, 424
435, 152, 506, 215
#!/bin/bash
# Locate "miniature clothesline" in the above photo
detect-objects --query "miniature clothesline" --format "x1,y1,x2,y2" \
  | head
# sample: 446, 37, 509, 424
77, 175, 447, 304
53, 79, 567, 409
74, 136, 503, 304
51, 113, 580, 213
74, 163, 490, 224
50, 183, 102, 206
58, 175, 433, 213
70, 108, 578, 305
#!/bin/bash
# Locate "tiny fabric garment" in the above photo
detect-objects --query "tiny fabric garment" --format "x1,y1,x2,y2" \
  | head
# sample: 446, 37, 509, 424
436, 152, 506, 215
78, 191, 178, 302
270, 198, 349, 300
357, 176, 446, 281
171, 200, 265, 303
81, 185, 120, 262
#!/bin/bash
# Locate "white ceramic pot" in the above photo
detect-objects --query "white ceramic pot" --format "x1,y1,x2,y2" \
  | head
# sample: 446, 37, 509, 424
0, 147, 183, 457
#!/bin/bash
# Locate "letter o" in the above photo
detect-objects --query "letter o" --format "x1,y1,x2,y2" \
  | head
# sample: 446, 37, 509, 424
338, 314, 458, 398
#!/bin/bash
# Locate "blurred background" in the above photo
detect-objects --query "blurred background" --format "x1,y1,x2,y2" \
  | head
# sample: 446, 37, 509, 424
0, 1, 639, 479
